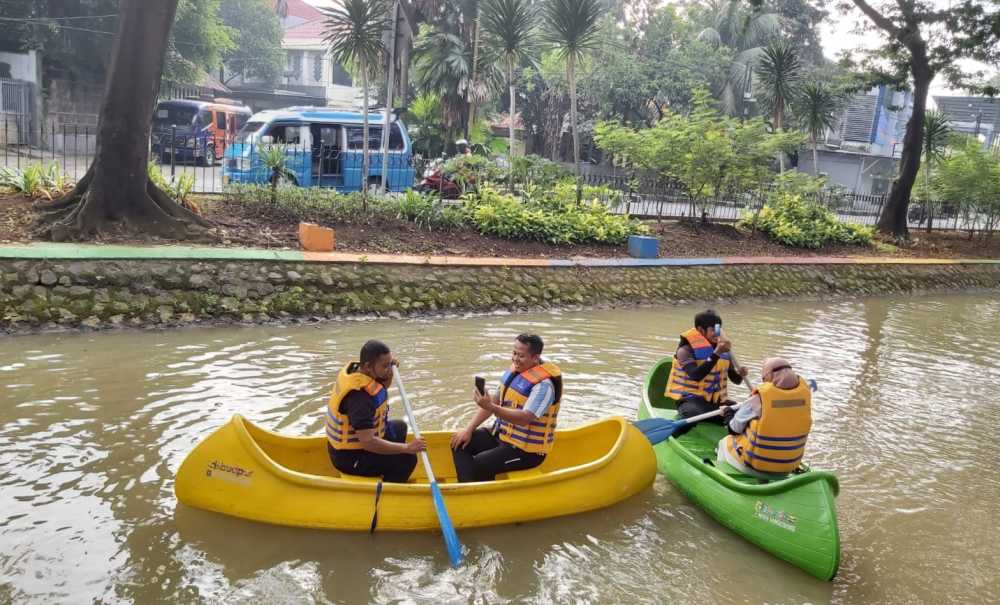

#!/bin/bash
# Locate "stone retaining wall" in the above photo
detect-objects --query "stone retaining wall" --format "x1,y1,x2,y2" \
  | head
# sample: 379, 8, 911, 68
2, 259, 999, 333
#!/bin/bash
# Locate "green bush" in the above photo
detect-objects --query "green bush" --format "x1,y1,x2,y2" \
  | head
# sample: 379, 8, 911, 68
0, 163, 71, 199
741, 192, 874, 248
225, 184, 460, 230
464, 186, 646, 245
148, 162, 195, 204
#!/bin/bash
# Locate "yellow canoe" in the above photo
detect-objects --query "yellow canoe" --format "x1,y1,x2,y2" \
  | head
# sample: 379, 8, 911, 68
175, 414, 655, 530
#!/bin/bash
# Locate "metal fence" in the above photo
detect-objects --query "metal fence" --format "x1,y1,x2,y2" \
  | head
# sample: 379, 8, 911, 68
0, 78, 34, 146
1, 119, 995, 233
0, 121, 414, 195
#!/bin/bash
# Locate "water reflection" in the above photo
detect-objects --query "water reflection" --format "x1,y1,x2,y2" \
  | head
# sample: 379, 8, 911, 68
1, 296, 998, 603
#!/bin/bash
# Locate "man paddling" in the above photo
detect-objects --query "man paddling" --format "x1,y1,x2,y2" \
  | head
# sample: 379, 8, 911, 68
450, 334, 562, 482
718, 357, 812, 479
665, 309, 747, 435
325, 340, 426, 483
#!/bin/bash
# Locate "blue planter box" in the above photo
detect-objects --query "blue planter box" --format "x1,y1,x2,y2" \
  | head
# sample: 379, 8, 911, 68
628, 235, 660, 259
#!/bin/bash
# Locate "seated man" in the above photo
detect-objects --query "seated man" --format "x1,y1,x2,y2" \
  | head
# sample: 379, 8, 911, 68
450, 334, 561, 482
718, 357, 812, 479
326, 339, 425, 483
665, 309, 747, 435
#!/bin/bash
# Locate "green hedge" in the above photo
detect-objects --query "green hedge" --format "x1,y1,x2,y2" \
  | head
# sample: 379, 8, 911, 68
741, 192, 874, 248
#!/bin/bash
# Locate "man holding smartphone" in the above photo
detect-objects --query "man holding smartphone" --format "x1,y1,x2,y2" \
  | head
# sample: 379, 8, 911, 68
450, 333, 562, 482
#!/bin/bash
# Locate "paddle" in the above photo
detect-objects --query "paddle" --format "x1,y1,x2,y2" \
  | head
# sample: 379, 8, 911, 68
392, 365, 463, 568
634, 407, 733, 445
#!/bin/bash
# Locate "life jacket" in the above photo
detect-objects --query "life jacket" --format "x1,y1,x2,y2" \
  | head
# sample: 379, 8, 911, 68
493, 362, 562, 455
726, 377, 812, 475
326, 362, 389, 450
665, 327, 731, 403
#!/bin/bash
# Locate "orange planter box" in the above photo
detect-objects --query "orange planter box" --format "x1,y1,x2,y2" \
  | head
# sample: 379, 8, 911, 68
298, 222, 336, 252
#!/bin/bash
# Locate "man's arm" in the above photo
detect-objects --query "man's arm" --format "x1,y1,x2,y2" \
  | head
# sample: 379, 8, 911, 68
344, 391, 421, 454
677, 345, 720, 381
727, 364, 744, 384
475, 380, 553, 427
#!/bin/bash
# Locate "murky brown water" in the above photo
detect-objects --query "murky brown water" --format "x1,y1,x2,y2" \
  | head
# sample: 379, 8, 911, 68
2, 296, 999, 604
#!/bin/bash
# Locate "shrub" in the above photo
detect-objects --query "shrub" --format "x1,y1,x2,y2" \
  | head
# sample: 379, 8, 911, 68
741, 192, 874, 248
0, 163, 72, 199
464, 186, 646, 245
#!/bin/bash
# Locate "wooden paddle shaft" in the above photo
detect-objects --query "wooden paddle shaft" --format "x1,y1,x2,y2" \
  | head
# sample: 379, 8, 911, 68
716, 323, 756, 391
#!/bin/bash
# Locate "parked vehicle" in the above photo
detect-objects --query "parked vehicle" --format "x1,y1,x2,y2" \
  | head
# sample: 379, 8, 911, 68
222, 107, 415, 192
152, 99, 252, 166
415, 157, 467, 199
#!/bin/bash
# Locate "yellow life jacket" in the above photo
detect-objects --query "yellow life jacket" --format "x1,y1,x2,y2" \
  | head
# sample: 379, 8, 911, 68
326, 362, 389, 450
726, 377, 812, 475
665, 327, 731, 403
494, 362, 562, 455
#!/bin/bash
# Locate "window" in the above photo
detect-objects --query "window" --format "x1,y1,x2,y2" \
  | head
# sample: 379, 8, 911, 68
287, 51, 302, 81
312, 52, 323, 82
331, 61, 352, 86
346, 125, 404, 150
153, 105, 197, 127
199, 111, 213, 127
216, 112, 227, 130
235, 121, 264, 144
265, 123, 305, 144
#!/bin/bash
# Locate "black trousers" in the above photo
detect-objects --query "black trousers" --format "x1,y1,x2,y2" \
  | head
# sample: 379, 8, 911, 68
674, 396, 728, 437
328, 419, 417, 483
451, 428, 545, 483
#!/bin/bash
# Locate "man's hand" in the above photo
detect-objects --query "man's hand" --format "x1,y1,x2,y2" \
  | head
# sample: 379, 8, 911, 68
714, 336, 732, 355
450, 428, 473, 450
473, 388, 494, 411
737, 365, 748, 378
404, 437, 427, 454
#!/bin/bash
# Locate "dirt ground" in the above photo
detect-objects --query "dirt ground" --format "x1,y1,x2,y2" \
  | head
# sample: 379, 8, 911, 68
3, 192, 1000, 259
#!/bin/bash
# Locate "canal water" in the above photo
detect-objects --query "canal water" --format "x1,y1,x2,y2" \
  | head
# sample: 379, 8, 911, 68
1, 295, 998, 604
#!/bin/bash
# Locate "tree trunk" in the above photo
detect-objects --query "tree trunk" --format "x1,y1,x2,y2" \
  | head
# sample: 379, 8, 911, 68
466, 17, 481, 141
776, 103, 785, 173
568, 56, 581, 200
361, 57, 370, 204
924, 155, 934, 233
877, 63, 931, 238
40, 0, 208, 241
508, 58, 516, 193
812, 132, 819, 176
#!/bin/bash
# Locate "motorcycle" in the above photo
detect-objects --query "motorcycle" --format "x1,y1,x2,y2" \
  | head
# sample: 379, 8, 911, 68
414, 156, 475, 199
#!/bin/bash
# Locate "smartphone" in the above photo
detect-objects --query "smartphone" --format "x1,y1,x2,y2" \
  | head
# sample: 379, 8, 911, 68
475, 376, 486, 396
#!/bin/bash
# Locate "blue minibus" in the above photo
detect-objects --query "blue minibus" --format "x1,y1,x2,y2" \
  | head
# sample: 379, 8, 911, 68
223, 107, 415, 191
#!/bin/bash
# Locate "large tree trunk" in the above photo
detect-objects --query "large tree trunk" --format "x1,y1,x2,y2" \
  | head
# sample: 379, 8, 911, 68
40, 0, 208, 241
877, 64, 930, 238
776, 103, 785, 173
466, 17, 481, 141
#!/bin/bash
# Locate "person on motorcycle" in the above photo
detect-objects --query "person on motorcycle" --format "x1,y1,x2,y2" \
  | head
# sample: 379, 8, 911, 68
455, 139, 473, 157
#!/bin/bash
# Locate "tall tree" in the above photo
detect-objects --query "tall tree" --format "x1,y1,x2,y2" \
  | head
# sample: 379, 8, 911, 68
219, 0, 286, 85
40, 0, 209, 240
323, 0, 390, 198
480, 0, 538, 181
543, 0, 605, 183
835, 0, 1000, 238
918, 110, 951, 232
795, 81, 842, 176
755, 37, 802, 172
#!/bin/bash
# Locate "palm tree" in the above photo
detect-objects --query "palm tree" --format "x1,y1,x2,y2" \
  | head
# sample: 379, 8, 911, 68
543, 0, 605, 186
755, 37, 802, 172
920, 110, 952, 232
795, 82, 841, 176
697, 0, 782, 116
481, 0, 538, 189
323, 0, 390, 199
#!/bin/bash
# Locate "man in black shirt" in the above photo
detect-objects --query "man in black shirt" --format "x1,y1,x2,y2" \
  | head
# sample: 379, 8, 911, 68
325, 340, 426, 482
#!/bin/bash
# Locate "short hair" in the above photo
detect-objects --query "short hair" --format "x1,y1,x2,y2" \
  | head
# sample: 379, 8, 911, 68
516, 333, 544, 356
360, 339, 391, 365
694, 309, 722, 330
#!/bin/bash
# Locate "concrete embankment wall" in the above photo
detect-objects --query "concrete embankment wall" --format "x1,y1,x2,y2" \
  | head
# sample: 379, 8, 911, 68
1, 245, 999, 333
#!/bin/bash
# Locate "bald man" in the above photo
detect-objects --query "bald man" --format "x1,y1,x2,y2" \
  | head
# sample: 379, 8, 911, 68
718, 357, 813, 479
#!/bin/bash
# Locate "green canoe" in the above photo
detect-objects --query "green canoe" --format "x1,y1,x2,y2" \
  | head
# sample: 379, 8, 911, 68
639, 358, 841, 581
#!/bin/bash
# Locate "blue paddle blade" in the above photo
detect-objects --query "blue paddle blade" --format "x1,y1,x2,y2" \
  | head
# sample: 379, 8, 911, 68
633, 417, 685, 445
430, 481, 462, 567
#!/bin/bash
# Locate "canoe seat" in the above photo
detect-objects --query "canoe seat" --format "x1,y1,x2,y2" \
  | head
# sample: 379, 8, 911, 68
497, 468, 544, 481
337, 473, 379, 484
